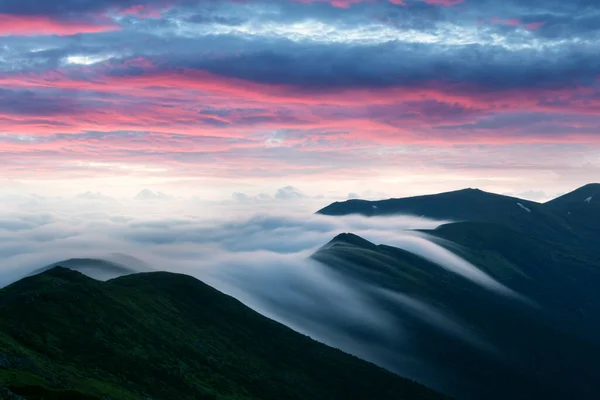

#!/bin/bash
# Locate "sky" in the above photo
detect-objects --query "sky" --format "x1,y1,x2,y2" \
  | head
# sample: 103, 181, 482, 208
1, 0, 599, 202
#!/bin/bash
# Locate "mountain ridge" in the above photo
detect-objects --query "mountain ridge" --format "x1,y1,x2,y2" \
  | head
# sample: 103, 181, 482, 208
0, 266, 447, 400
317, 184, 600, 253
311, 222, 600, 400
546, 183, 599, 205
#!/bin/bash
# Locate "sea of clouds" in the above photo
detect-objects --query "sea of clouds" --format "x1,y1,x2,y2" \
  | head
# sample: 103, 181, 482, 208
0, 194, 523, 393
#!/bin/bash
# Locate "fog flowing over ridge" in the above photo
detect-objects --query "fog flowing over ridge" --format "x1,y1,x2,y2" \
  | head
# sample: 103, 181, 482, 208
0, 200, 527, 391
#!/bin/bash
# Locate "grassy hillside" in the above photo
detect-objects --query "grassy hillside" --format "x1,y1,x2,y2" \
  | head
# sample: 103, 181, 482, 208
0, 267, 448, 400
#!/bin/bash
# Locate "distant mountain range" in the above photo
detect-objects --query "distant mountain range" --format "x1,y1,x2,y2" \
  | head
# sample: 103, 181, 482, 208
318, 184, 600, 255
320, 184, 599, 219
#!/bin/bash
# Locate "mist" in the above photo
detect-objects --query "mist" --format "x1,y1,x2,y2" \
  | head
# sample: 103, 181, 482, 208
0, 197, 524, 392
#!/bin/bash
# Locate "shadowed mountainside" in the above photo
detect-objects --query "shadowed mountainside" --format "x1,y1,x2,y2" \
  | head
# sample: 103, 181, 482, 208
317, 184, 600, 254
311, 184, 600, 399
311, 225, 600, 399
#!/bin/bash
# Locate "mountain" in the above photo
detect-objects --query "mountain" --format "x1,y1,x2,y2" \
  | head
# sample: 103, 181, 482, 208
312, 184, 600, 399
545, 183, 600, 247
32, 258, 143, 281
0, 267, 446, 400
317, 185, 600, 254
311, 225, 600, 400
546, 183, 599, 206
318, 188, 540, 219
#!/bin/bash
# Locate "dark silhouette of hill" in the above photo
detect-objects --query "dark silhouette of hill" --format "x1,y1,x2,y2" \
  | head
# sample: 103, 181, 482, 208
546, 183, 599, 206
32, 258, 143, 281
317, 185, 600, 254
312, 224, 600, 399
544, 183, 600, 248
313, 184, 600, 399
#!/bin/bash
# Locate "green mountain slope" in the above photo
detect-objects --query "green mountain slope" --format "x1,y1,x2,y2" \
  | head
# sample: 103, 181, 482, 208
311, 223, 600, 400
0, 267, 447, 400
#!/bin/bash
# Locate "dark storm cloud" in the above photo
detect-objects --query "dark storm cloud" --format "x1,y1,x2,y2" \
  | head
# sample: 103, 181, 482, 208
168, 40, 599, 91
1, 0, 598, 91
0, 88, 87, 116
0, 0, 169, 15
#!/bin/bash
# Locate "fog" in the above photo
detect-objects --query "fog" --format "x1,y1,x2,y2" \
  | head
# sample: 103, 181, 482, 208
0, 196, 524, 392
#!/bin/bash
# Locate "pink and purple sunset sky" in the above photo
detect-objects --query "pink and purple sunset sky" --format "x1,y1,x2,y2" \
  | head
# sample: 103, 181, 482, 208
0, 0, 598, 203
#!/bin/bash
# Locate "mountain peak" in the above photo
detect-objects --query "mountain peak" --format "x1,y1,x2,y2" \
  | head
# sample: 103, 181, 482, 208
3, 266, 92, 293
326, 233, 378, 250
317, 187, 535, 218
32, 265, 83, 278
547, 183, 600, 205
34, 265, 87, 280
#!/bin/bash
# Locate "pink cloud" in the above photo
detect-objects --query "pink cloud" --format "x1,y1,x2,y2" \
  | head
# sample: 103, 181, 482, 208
421, 0, 464, 5
525, 21, 547, 30
119, 4, 165, 19
0, 14, 121, 36
0, 59, 599, 158
3, 64, 596, 116
489, 17, 547, 31
387, 0, 408, 5
284, 0, 460, 7
292, 0, 370, 7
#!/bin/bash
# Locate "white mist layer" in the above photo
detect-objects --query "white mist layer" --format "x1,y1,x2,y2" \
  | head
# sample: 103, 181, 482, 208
365, 231, 523, 300
0, 202, 524, 389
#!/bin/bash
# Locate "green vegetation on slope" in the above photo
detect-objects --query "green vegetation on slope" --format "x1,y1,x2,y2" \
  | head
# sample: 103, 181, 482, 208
0, 267, 447, 400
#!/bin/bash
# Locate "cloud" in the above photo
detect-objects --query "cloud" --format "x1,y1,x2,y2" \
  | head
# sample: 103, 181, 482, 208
506, 190, 549, 202
233, 186, 308, 202
232, 192, 252, 203
488, 17, 546, 31
0, 0, 599, 201
275, 186, 306, 200
346, 190, 390, 200
75, 191, 116, 202
134, 189, 173, 201
0, 198, 544, 395
0, 0, 173, 17
0, 14, 120, 36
